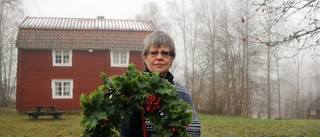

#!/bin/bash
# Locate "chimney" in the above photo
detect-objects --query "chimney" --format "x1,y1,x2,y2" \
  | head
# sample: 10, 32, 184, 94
97, 16, 105, 19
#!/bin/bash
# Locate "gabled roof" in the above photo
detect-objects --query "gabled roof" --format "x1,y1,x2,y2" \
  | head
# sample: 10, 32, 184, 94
19, 16, 155, 31
307, 95, 320, 110
16, 16, 156, 50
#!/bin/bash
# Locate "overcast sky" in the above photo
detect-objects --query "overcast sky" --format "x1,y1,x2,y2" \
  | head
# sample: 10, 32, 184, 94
27, 0, 167, 19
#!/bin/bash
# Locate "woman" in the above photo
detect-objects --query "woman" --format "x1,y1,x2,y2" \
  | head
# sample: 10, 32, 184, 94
120, 31, 201, 137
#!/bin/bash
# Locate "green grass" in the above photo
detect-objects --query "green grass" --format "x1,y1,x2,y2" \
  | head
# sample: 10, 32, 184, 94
199, 114, 320, 137
0, 108, 83, 137
1, 108, 320, 137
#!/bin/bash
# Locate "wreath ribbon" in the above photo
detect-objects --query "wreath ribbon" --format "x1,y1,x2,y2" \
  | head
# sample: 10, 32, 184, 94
141, 112, 147, 137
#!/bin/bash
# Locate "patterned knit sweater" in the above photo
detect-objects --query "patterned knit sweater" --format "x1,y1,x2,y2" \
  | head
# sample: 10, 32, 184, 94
120, 71, 201, 137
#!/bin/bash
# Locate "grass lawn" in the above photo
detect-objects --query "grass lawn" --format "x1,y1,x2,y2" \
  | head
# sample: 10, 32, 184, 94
1, 107, 320, 137
0, 108, 83, 137
200, 114, 320, 137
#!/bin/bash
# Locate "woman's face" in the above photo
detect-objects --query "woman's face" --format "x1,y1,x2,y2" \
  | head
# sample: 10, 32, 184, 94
143, 45, 174, 77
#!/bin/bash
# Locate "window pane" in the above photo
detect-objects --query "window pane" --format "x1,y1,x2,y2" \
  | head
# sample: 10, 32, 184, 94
63, 55, 69, 63
63, 82, 70, 96
63, 50, 69, 55
120, 51, 127, 64
113, 51, 119, 64
56, 50, 61, 54
63, 92, 70, 96
55, 50, 62, 63
55, 82, 61, 90
55, 82, 62, 96
56, 55, 62, 63
63, 50, 70, 63
57, 91, 62, 96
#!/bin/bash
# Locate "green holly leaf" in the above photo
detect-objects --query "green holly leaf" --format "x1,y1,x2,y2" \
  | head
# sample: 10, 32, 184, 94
127, 63, 135, 70
126, 64, 139, 79
81, 115, 98, 130
80, 93, 89, 108
94, 111, 107, 120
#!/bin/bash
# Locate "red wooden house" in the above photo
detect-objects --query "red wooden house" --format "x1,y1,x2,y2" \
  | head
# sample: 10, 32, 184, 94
15, 16, 156, 112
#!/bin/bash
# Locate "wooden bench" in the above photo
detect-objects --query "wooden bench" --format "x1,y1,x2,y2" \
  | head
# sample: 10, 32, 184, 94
24, 105, 65, 119
45, 111, 65, 119
25, 112, 46, 119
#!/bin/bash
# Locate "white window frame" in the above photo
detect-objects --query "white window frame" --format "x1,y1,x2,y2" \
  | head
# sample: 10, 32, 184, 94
311, 110, 316, 115
51, 79, 73, 99
110, 50, 129, 67
52, 49, 73, 66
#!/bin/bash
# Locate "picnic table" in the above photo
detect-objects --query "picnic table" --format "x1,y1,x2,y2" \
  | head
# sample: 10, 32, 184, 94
24, 105, 65, 119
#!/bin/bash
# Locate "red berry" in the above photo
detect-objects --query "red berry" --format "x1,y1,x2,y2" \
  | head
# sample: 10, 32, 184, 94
172, 127, 176, 132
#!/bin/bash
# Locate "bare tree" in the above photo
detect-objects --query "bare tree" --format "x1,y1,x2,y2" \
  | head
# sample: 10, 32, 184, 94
237, 0, 256, 117
274, 49, 282, 118
254, 0, 320, 49
250, 0, 287, 119
196, 0, 219, 114
167, 0, 207, 111
0, 0, 24, 107
293, 50, 306, 118
135, 1, 171, 32
167, 0, 191, 93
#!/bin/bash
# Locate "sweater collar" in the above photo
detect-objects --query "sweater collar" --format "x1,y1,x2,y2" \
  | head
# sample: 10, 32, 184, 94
143, 67, 174, 84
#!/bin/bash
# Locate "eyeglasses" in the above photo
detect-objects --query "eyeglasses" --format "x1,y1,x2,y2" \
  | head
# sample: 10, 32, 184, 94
146, 51, 175, 58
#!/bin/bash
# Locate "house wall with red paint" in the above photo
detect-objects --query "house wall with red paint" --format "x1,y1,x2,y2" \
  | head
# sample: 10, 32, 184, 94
16, 49, 145, 111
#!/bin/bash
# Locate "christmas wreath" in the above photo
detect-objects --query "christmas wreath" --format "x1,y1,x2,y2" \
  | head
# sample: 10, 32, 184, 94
80, 64, 193, 137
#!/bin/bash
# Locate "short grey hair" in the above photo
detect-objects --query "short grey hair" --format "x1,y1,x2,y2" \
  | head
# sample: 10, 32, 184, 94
142, 31, 176, 58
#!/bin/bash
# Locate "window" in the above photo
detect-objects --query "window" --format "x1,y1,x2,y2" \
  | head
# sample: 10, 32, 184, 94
311, 110, 316, 115
111, 50, 129, 67
52, 49, 72, 66
51, 79, 73, 99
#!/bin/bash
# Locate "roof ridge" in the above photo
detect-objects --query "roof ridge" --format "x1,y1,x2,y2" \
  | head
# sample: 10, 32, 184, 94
26, 16, 147, 21
20, 17, 156, 31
